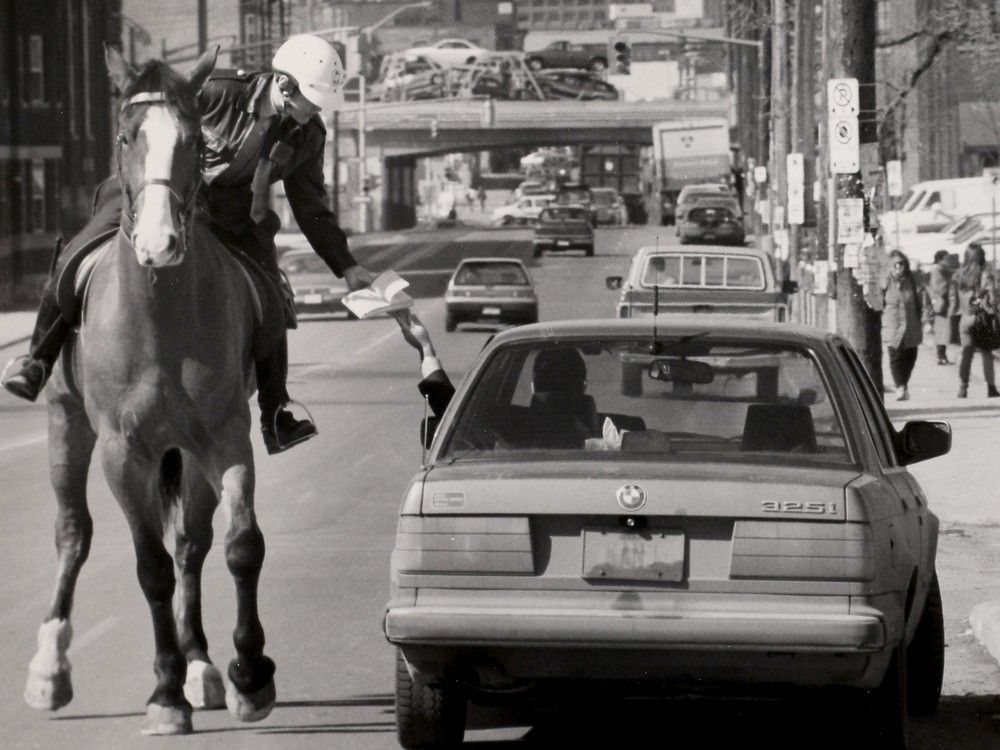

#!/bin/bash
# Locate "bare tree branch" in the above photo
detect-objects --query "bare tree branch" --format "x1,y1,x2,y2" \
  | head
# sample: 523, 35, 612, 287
877, 29, 929, 49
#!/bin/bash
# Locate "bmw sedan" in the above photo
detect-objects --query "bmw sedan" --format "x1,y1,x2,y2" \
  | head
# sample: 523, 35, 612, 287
386, 319, 948, 748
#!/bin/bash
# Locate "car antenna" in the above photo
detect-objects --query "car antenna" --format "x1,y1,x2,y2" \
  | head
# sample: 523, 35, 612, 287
650, 235, 662, 354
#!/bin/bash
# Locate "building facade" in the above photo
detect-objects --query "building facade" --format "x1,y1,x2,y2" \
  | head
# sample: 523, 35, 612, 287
0, 1, 119, 307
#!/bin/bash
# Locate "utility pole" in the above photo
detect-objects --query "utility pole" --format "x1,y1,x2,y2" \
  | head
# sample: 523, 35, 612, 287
829, 0, 882, 392
197, 0, 207, 54
770, 0, 788, 257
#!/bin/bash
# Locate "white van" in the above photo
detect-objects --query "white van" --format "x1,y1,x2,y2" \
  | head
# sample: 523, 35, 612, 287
881, 176, 1000, 234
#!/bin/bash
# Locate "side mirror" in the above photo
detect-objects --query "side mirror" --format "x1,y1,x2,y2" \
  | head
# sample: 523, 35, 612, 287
782, 279, 799, 295
896, 420, 951, 465
420, 416, 440, 449
606, 275, 623, 290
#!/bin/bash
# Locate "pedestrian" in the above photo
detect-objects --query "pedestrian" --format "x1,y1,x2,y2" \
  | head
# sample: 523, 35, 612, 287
928, 249, 954, 365
949, 242, 1000, 398
881, 250, 924, 401
477, 185, 487, 212
1, 35, 376, 454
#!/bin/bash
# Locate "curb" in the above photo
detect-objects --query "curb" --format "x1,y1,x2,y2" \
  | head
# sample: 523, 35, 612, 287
970, 602, 1000, 666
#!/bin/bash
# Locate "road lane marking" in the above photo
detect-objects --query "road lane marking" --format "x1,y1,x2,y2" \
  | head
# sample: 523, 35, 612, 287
356, 327, 401, 356
74, 616, 119, 650
0, 433, 46, 452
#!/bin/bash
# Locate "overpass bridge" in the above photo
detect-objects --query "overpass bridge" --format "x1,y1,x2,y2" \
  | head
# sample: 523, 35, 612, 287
330, 98, 732, 229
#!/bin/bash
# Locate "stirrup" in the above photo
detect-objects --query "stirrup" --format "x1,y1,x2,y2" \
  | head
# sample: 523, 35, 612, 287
1, 356, 50, 402
264, 400, 318, 454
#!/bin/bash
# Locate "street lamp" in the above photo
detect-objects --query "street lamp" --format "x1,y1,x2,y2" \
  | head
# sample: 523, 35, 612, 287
354, 0, 433, 233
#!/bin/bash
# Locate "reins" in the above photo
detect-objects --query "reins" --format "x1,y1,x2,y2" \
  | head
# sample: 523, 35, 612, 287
116, 91, 204, 246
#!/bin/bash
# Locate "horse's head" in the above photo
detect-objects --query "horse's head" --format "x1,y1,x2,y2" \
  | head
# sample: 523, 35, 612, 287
105, 45, 216, 268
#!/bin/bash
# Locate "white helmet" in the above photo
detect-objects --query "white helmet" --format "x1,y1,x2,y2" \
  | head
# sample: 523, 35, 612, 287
272, 34, 345, 112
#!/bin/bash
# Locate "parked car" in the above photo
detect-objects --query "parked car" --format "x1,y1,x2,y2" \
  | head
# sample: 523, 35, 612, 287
386, 317, 949, 747
590, 187, 628, 226
679, 199, 746, 246
674, 183, 734, 226
403, 38, 488, 68
622, 191, 649, 225
523, 40, 609, 72
492, 195, 554, 226
278, 249, 354, 318
533, 205, 595, 257
529, 70, 619, 101
607, 245, 797, 321
443, 258, 538, 332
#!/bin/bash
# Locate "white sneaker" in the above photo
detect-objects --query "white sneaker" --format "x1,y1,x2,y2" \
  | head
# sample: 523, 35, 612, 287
895, 385, 909, 401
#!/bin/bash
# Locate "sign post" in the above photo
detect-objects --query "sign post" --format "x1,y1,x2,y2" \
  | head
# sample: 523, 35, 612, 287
827, 78, 860, 176
787, 153, 804, 225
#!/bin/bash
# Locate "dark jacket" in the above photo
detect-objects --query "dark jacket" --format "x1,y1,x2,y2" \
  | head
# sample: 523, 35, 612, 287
198, 69, 355, 277
882, 275, 924, 350
927, 263, 952, 317
418, 369, 455, 419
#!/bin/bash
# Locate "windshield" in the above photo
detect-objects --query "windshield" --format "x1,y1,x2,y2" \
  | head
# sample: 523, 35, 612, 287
901, 189, 925, 211
454, 262, 529, 286
439, 340, 850, 465
592, 191, 615, 205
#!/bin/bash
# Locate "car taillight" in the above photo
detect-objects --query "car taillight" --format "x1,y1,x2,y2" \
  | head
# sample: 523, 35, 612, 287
392, 515, 534, 574
730, 521, 874, 581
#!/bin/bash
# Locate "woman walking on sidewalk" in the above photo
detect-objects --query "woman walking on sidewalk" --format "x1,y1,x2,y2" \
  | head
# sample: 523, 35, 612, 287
949, 242, 1000, 398
882, 250, 925, 401
928, 250, 954, 365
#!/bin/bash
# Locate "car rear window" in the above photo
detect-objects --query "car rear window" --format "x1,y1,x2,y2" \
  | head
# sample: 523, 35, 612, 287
438, 340, 850, 466
687, 207, 736, 223
454, 263, 529, 286
640, 254, 765, 290
592, 192, 615, 205
541, 207, 589, 222
557, 188, 591, 204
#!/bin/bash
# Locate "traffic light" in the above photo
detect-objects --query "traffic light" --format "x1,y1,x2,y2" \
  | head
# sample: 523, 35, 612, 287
612, 35, 631, 75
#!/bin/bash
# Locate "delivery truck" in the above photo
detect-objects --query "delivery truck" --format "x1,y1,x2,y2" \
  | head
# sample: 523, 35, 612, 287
653, 118, 731, 226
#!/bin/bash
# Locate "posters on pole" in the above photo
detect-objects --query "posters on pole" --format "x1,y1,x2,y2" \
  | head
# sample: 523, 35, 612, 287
836, 198, 865, 244
787, 153, 804, 225
813, 261, 829, 294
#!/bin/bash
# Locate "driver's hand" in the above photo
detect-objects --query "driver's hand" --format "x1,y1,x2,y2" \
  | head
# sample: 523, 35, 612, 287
343, 264, 375, 291
394, 310, 435, 360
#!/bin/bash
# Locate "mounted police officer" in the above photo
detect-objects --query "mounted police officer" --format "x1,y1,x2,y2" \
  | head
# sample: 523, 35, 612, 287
2, 34, 371, 454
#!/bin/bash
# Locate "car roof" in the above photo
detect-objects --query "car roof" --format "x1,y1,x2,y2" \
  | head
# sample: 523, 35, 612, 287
485, 317, 835, 349
455, 257, 528, 267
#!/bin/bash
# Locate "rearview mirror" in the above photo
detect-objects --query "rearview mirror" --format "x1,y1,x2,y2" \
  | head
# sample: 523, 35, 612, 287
421, 416, 440, 449
648, 358, 714, 384
896, 420, 951, 465
606, 276, 623, 290
782, 279, 800, 295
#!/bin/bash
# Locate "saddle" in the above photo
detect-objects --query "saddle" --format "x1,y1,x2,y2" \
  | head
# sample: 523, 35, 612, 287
54, 230, 287, 361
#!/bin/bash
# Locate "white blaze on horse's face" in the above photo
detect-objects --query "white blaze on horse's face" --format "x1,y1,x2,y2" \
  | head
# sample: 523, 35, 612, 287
133, 106, 183, 267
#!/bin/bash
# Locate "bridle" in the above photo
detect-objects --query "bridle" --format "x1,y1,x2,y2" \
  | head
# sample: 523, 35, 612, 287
116, 91, 204, 245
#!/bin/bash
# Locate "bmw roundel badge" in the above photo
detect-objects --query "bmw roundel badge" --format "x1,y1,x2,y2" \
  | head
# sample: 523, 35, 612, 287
616, 483, 646, 512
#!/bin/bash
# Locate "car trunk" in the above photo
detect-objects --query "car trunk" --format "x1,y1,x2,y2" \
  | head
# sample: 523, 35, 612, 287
395, 460, 869, 592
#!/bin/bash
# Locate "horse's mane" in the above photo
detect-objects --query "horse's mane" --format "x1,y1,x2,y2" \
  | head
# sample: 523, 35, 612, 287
123, 60, 201, 122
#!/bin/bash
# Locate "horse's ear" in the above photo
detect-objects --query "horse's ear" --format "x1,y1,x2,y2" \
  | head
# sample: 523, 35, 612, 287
188, 46, 219, 93
104, 43, 135, 95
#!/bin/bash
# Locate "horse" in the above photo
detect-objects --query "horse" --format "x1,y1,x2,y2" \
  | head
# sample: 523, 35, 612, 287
23, 45, 276, 735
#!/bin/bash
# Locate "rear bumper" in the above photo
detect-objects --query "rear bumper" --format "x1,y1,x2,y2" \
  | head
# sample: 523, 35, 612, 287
533, 236, 593, 249
445, 300, 538, 320
385, 605, 884, 653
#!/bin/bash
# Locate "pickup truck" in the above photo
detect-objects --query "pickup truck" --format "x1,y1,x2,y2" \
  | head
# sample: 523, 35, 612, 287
606, 245, 798, 321
524, 40, 608, 72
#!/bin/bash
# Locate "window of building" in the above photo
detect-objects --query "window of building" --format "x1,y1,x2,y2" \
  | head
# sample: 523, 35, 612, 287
877, 0, 891, 35
30, 160, 45, 232
28, 35, 44, 102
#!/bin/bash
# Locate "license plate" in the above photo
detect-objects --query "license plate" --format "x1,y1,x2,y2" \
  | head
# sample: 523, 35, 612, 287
482, 306, 501, 316
703, 234, 716, 240
557, 240, 570, 246
582, 528, 685, 582
300, 293, 323, 304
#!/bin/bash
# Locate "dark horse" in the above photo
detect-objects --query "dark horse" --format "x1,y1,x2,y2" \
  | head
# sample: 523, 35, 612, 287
23, 47, 276, 735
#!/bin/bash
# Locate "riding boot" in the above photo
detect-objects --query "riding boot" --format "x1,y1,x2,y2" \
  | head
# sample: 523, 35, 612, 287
1, 291, 67, 402
256, 336, 316, 455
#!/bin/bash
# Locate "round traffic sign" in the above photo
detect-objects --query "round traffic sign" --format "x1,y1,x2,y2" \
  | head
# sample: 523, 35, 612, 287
833, 82, 853, 107
835, 120, 853, 143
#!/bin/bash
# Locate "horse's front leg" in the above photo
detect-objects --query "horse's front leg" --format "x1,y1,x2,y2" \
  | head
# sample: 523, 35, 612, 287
210, 433, 275, 722
174, 468, 226, 710
100, 434, 192, 735
24, 380, 96, 711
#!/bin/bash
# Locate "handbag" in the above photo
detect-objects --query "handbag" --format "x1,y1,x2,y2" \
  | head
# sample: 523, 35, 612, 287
968, 288, 1000, 351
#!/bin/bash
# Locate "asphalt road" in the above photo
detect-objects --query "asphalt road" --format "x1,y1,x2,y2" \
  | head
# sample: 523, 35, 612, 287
1, 225, 999, 748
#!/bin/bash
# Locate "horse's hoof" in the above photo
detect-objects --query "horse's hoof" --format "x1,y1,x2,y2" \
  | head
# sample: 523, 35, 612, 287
225, 678, 275, 722
184, 660, 226, 710
141, 703, 193, 736
24, 669, 73, 711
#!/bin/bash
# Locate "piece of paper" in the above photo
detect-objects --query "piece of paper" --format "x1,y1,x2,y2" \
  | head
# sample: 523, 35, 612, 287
342, 270, 415, 319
